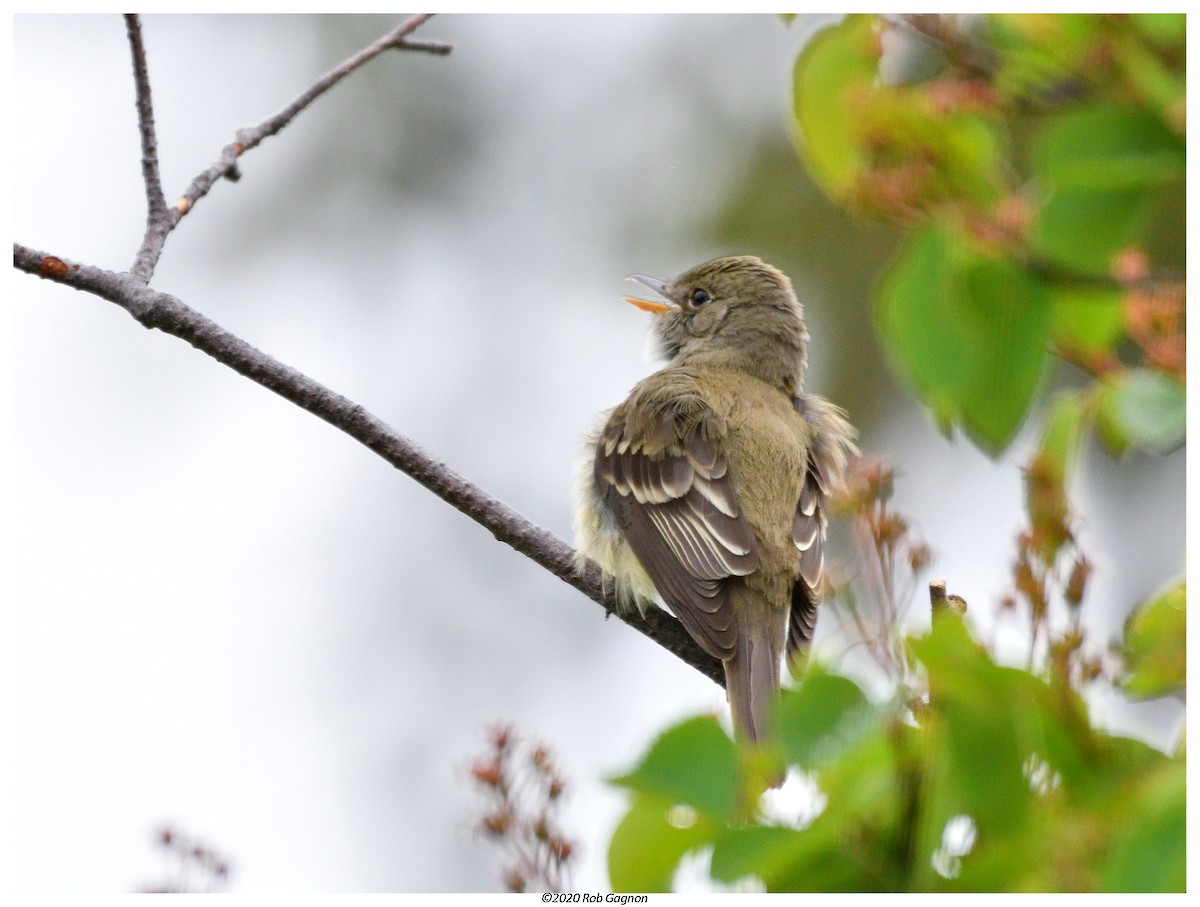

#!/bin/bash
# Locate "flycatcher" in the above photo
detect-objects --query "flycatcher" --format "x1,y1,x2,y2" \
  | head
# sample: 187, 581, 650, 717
574, 256, 856, 745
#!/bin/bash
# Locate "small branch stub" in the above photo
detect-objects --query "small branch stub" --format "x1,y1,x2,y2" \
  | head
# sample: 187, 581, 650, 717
930, 579, 968, 615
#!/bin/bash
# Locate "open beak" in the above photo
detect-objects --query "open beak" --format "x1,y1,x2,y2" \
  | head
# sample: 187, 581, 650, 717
623, 274, 675, 315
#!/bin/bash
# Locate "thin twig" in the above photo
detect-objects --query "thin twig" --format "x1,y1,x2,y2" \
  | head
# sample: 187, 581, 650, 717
11, 242, 726, 688
130, 14, 452, 280
881, 14, 997, 77
175, 14, 453, 220
125, 14, 171, 284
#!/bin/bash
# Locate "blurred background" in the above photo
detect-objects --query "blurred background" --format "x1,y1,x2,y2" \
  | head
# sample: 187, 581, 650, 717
9, 14, 1184, 892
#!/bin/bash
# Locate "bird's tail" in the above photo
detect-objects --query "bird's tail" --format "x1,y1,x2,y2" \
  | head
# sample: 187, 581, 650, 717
723, 606, 783, 747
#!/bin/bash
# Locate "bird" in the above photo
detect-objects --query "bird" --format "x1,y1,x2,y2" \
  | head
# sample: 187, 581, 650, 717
573, 255, 856, 746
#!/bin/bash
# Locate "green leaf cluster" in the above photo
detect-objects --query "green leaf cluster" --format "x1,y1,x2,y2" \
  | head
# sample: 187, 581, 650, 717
607, 614, 1184, 892
792, 13, 1185, 454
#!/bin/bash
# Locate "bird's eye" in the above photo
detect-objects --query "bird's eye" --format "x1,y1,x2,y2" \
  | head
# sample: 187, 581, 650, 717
689, 288, 711, 308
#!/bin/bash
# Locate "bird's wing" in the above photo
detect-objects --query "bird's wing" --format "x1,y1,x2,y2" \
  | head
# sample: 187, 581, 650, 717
788, 394, 858, 658
595, 374, 758, 660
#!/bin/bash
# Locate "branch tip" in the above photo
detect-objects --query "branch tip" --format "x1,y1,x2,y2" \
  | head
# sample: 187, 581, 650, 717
157, 15, 451, 246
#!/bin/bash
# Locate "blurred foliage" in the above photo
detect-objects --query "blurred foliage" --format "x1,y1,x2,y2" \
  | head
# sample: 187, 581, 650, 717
605, 14, 1184, 893
792, 13, 1184, 455
607, 457, 1183, 892
877, 226, 1051, 445
607, 613, 1183, 893
1120, 579, 1185, 701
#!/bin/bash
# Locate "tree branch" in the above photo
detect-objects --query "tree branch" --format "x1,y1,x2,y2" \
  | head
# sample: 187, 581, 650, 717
125, 13, 170, 285
15, 13, 723, 687
11, 241, 725, 688
132, 13, 455, 279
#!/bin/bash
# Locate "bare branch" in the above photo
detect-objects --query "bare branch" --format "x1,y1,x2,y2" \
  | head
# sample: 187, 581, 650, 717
128, 14, 452, 279
11, 242, 725, 688
125, 14, 171, 284
175, 14, 453, 221
13, 13, 724, 694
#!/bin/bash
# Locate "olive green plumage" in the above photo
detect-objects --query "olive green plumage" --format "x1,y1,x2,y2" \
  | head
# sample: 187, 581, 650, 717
574, 256, 856, 745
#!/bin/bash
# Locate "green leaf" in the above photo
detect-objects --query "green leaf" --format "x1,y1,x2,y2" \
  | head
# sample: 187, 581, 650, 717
610, 716, 739, 819
1128, 13, 1186, 47
712, 728, 912, 892
877, 226, 1051, 453
709, 825, 802, 891
1032, 189, 1153, 276
1099, 758, 1186, 891
1049, 284, 1126, 357
1094, 369, 1185, 456
792, 15, 878, 199
711, 822, 876, 892
777, 664, 876, 771
607, 794, 717, 892
911, 615, 1035, 837
1121, 579, 1185, 699
1033, 105, 1183, 191
1030, 105, 1184, 274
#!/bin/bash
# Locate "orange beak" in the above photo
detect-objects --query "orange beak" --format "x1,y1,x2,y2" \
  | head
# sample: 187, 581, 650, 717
623, 295, 674, 315
623, 274, 675, 315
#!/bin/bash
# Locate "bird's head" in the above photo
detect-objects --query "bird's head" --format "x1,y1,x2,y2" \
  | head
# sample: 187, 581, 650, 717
624, 255, 809, 394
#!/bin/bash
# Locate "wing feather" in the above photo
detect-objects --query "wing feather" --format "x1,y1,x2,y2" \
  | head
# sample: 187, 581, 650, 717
787, 394, 858, 659
595, 374, 758, 660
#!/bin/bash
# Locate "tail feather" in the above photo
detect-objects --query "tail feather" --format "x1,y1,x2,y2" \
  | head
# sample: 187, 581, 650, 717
723, 620, 782, 746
